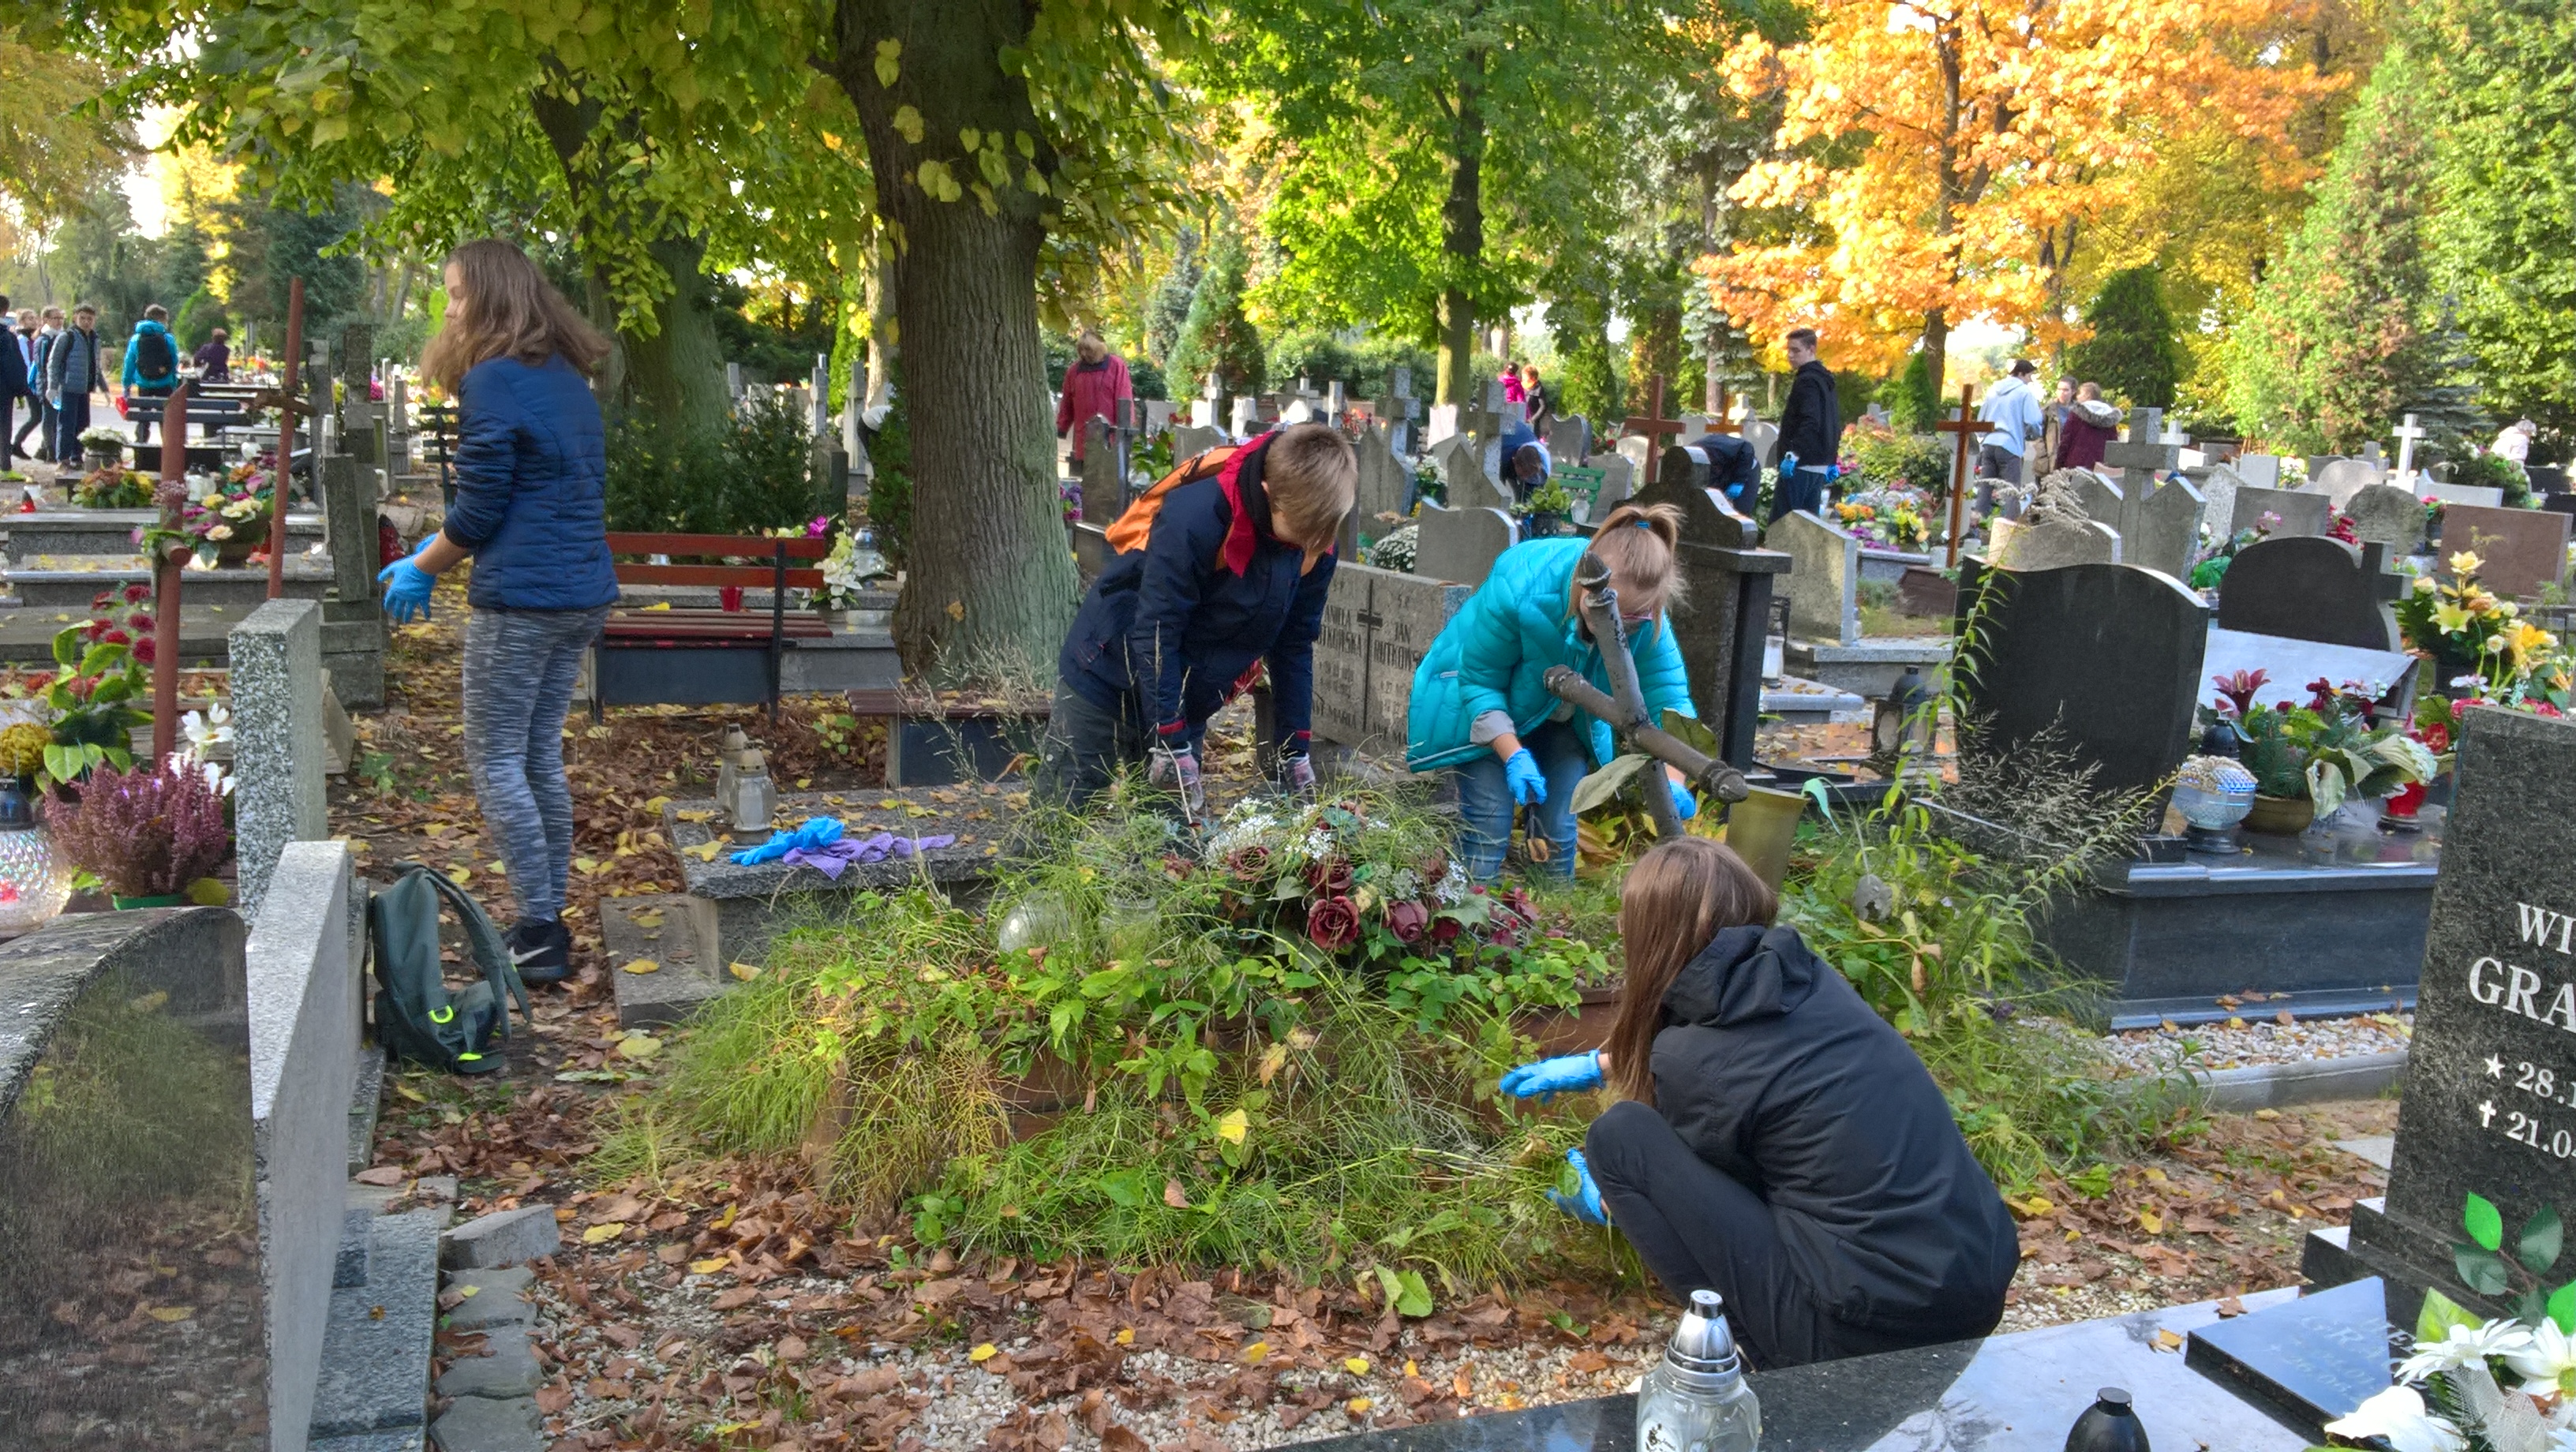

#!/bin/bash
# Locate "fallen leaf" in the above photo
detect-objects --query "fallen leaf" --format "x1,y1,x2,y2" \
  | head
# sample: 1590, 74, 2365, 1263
1344, 1357, 1371, 1375
728, 962, 761, 981
689, 1257, 731, 1274
684, 840, 724, 861
970, 1343, 999, 1364
1163, 1179, 1189, 1209
2254, 1108, 2281, 1121
1101, 1429, 1149, 1452
1241, 1341, 1268, 1365
354, 1166, 406, 1187
616, 1035, 662, 1060
945, 600, 965, 621
2139, 1210, 2165, 1235
712, 1287, 758, 1311
2152, 1329, 2184, 1352
776, 1334, 809, 1362
145, 1306, 193, 1323
621, 960, 661, 975
582, 1222, 627, 1244
1346, 1398, 1373, 1415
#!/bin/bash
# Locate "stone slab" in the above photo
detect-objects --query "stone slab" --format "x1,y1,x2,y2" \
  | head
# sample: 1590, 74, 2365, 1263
234, 599, 333, 914
1311, 563, 1473, 760
1772, 510, 1860, 645
433, 1336, 542, 1399
2184, 1275, 2390, 1438
2422, 480, 2505, 509
2343, 483, 2427, 555
664, 788, 1005, 966
2231, 485, 2332, 539
2214, 536, 2402, 652
6, 552, 335, 609
313, 1434, 425, 1452
1781, 639, 1953, 702
442, 1268, 537, 1333
3, 509, 323, 559
2334, 1135, 2396, 1169
439, 1206, 560, 1272
311, 1207, 444, 1438
604, 893, 725, 1029
2438, 502, 2570, 598
1634, 470, 1787, 766
1282, 1289, 2308, 1452
1955, 561, 2207, 799
350, 1045, 384, 1175
337, 1207, 375, 1288
427, 1393, 542, 1452
1412, 503, 1515, 586
2201, 625, 2417, 706
2312, 458, 2387, 507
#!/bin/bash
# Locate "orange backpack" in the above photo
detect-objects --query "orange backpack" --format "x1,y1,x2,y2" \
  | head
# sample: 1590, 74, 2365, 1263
1102, 445, 1245, 556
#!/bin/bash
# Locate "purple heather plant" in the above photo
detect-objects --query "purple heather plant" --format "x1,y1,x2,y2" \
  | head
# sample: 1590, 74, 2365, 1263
52, 760, 230, 898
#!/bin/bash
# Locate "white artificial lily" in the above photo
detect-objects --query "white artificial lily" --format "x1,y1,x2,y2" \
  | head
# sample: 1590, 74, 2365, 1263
182, 703, 233, 753
2401, 1318, 2537, 1383
2508, 1319, 2576, 1400
2325, 1386, 2467, 1452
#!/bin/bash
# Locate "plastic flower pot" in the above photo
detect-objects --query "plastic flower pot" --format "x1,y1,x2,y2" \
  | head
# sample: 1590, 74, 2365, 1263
1720, 787, 1807, 893
2243, 792, 2316, 836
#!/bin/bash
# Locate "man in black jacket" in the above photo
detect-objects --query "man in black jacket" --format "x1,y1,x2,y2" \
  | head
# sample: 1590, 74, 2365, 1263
1767, 327, 1841, 524
0, 294, 22, 469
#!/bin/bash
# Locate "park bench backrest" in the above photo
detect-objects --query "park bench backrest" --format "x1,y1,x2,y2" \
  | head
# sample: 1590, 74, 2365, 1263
604, 532, 830, 594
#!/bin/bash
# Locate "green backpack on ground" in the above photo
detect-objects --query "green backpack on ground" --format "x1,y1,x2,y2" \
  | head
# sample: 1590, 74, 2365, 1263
369, 863, 532, 1075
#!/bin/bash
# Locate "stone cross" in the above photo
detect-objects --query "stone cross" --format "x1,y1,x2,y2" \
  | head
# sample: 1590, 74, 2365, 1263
1619, 376, 1689, 486
2393, 414, 2428, 487
2102, 410, 2188, 476
230, 598, 330, 915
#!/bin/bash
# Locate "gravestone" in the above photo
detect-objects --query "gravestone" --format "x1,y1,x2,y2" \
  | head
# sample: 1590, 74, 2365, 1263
1633, 470, 1790, 768
2316, 707, 2576, 1327
1547, 414, 1592, 466
2231, 453, 2285, 490
1412, 504, 1516, 586
2100, 407, 2185, 477
1229, 395, 1258, 437
1586, 453, 1635, 516
1171, 423, 1226, 462
2313, 457, 2386, 507
0, 909, 268, 1449
1771, 510, 1861, 646
2130, 474, 2207, 581
1434, 433, 1511, 511
316, 452, 388, 708
2215, 536, 2402, 651
1739, 418, 1779, 464
1140, 399, 1175, 433
1351, 425, 1413, 528
1310, 564, 1473, 760
230, 598, 331, 916
1079, 419, 1123, 526
1985, 515, 2121, 572
1954, 560, 2210, 799
2424, 479, 2505, 509
2439, 503, 2571, 599
2191, 462, 2247, 546
2345, 483, 2428, 555
2231, 484, 2333, 540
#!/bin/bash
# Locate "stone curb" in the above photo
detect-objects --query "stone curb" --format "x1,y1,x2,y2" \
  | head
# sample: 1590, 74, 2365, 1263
2129, 1049, 2409, 1113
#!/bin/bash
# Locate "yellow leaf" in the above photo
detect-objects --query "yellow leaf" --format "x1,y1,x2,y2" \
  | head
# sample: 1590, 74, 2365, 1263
487, 861, 505, 874
1346, 1357, 1372, 1375
892, 104, 923, 144
685, 840, 724, 861
676, 808, 715, 823
1404, 1359, 1418, 1378
582, 1222, 627, 1245
1115, 1328, 1134, 1345
622, 960, 661, 975
2152, 1328, 2184, 1353
959, 126, 981, 151
729, 962, 762, 981
945, 599, 965, 621
573, 856, 601, 874
1347, 1398, 1374, 1415
873, 37, 900, 87
642, 601, 672, 612
145, 1305, 194, 1323
688, 1256, 731, 1275
446, 866, 471, 885
616, 1035, 662, 1060
642, 795, 671, 813
968, 1342, 998, 1364
712, 1202, 739, 1230
1215, 1108, 1249, 1145
2139, 1209, 2165, 1235
1242, 1341, 1269, 1364
795, 778, 811, 788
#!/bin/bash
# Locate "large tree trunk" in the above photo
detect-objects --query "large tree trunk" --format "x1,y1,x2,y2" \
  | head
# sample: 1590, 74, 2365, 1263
1435, 50, 1488, 407
832, 0, 1078, 684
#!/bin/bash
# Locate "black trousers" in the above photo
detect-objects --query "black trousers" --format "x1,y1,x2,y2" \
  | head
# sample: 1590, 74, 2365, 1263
1035, 676, 1158, 809
1767, 467, 1830, 524
1586, 1100, 1941, 1370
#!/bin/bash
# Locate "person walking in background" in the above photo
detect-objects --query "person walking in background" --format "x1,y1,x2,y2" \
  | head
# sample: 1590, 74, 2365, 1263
1768, 327, 1840, 522
377, 239, 620, 986
1054, 329, 1133, 467
1499, 361, 1527, 406
122, 304, 181, 447
2493, 418, 2536, 468
9, 311, 42, 463
0, 294, 24, 470
193, 327, 233, 384
43, 304, 105, 466
2032, 377, 2075, 477
2054, 383, 2122, 471
23, 309, 62, 461
1975, 359, 2045, 486
1521, 363, 1554, 438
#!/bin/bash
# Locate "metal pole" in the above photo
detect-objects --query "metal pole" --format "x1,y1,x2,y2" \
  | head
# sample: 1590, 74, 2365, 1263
1549, 556, 1750, 836
152, 384, 192, 762
268, 277, 305, 599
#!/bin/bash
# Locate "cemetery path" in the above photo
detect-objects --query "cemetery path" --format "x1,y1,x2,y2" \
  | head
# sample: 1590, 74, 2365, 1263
338, 599, 2402, 1450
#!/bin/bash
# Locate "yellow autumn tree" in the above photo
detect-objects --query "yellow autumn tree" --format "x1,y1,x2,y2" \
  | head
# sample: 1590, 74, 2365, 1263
1701, 0, 2342, 386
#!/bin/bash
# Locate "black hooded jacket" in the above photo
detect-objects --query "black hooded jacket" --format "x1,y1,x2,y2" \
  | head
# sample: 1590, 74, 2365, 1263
1649, 923, 2020, 1342
1770, 359, 1842, 472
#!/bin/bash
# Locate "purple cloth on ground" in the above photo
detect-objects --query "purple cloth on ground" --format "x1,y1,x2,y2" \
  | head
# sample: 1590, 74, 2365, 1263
782, 832, 959, 880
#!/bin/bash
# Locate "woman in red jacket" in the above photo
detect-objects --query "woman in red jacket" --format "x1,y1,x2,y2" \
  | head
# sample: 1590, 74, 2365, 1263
1056, 330, 1134, 464
2054, 383, 2123, 471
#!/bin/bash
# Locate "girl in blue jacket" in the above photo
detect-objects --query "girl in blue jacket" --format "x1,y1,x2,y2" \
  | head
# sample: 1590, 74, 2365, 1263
379, 240, 619, 983
1406, 503, 1699, 879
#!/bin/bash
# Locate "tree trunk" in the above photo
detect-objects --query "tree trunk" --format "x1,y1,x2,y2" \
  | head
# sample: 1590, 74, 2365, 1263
1434, 48, 1488, 406
1921, 308, 1951, 412
833, 0, 1078, 685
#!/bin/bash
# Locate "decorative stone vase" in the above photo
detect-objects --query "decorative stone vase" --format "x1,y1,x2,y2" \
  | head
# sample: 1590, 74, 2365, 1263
215, 533, 260, 568
85, 446, 124, 473
2243, 791, 2316, 836
1526, 511, 1567, 538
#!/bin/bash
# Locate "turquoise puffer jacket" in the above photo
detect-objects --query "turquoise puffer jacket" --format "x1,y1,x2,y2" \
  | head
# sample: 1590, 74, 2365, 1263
1406, 536, 1697, 773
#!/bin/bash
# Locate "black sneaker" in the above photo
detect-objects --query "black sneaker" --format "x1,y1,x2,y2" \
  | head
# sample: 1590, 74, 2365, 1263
507, 918, 571, 985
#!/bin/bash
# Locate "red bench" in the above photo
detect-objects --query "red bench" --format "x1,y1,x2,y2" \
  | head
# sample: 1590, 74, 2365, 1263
593, 532, 833, 720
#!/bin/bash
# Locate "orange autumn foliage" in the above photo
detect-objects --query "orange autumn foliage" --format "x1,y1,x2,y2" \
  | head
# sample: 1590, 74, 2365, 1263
1700, 0, 2345, 374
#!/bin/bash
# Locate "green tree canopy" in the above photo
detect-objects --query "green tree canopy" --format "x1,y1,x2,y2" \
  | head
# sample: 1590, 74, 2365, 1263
2065, 267, 2182, 410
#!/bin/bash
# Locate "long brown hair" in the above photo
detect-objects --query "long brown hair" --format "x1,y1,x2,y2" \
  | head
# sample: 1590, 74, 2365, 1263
420, 239, 611, 393
1578, 502, 1687, 619
1603, 837, 1778, 1105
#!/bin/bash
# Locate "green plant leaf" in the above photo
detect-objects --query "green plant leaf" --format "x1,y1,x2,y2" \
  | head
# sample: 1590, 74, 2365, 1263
1372, 1264, 1402, 1309
2550, 1282, 2576, 1334
1392, 1268, 1434, 1318
2417, 1287, 2479, 1344
2466, 1192, 2506, 1252
1569, 754, 1650, 816
2522, 1207, 2563, 1274
2456, 1245, 2511, 1296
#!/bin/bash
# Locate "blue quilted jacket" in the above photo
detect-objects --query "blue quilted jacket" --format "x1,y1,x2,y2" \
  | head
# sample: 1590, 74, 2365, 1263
443, 354, 620, 611
1406, 536, 1697, 772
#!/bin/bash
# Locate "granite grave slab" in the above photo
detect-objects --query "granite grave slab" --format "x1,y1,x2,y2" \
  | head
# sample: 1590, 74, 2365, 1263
1773, 509, 1861, 645
1310, 563, 1473, 762
1954, 560, 2207, 799
2185, 1275, 2391, 1439
2313, 457, 2387, 507
2439, 503, 2569, 598
1633, 470, 1789, 767
2231, 485, 2333, 539
2344, 482, 2428, 554
2215, 536, 2402, 652
1413, 503, 1516, 586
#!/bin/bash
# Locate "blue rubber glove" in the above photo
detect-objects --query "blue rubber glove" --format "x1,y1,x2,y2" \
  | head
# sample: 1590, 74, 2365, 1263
1548, 1148, 1608, 1226
1499, 1051, 1605, 1102
376, 554, 435, 623
1502, 747, 1548, 806
1668, 777, 1698, 821
728, 817, 846, 866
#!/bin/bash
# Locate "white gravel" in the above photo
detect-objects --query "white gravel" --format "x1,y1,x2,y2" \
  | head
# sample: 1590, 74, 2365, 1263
2092, 1009, 2412, 1077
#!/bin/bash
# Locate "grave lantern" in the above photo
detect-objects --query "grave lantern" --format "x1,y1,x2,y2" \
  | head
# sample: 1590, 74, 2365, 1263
726, 747, 778, 836
0, 775, 70, 934
713, 725, 751, 824
2173, 723, 2257, 855
1869, 666, 1938, 771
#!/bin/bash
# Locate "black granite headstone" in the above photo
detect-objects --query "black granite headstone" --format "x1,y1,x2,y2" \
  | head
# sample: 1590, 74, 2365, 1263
2339, 707, 2576, 1317
1955, 561, 2210, 800
2216, 536, 2402, 651
0, 908, 265, 1449
2184, 1276, 2393, 1438
1633, 468, 1788, 769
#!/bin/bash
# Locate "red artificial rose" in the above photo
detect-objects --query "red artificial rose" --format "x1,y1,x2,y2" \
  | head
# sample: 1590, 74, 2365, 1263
133, 636, 155, 665
2537, 703, 2566, 718
1385, 900, 1429, 944
1305, 857, 1354, 896
1223, 845, 1274, 884
126, 612, 152, 634
102, 629, 131, 646
1430, 916, 1462, 945
91, 589, 114, 612
1306, 895, 1361, 952
122, 582, 152, 604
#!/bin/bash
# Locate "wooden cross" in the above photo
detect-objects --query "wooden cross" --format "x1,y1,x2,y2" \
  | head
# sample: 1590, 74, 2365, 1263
1698, 389, 1742, 436
1932, 384, 1982, 569
1620, 376, 1688, 485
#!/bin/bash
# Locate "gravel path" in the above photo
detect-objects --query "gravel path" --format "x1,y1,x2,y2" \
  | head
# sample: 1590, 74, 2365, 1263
2092, 1010, 2412, 1076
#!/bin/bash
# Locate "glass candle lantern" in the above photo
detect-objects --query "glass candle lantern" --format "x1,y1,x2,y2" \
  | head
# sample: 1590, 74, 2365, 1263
0, 777, 70, 934
2174, 754, 2257, 854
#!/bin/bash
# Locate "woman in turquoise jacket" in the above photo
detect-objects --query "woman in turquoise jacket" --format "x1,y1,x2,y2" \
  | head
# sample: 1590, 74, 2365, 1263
1407, 503, 1701, 880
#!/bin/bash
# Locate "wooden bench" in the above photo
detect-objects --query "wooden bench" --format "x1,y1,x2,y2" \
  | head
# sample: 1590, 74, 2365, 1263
593, 532, 833, 720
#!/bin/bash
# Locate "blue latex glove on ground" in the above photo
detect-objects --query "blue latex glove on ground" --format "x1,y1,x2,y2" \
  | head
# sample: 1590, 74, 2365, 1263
1668, 777, 1698, 821
376, 554, 435, 623
729, 817, 846, 866
1499, 1051, 1605, 1101
1548, 1148, 1608, 1226
1503, 747, 1548, 806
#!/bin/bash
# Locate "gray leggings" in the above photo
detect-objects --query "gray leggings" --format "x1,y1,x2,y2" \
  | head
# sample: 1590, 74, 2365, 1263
462, 604, 612, 922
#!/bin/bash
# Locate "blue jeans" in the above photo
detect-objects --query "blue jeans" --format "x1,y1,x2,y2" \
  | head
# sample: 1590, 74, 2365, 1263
1769, 467, 1831, 523
1451, 718, 1592, 881
463, 603, 612, 922
51, 394, 90, 466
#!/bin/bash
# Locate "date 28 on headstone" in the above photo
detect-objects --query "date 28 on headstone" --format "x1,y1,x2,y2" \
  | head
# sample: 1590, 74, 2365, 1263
2349, 707, 2576, 1322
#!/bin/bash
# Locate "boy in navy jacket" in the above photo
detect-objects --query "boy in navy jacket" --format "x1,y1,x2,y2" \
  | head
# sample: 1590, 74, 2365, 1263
1046, 423, 1357, 812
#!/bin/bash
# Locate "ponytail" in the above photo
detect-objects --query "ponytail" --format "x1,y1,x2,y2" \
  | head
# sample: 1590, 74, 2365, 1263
1582, 502, 1686, 616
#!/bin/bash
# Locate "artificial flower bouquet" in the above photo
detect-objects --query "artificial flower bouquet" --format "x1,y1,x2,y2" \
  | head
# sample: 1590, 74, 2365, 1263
1834, 486, 1934, 551
1201, 796, 1539, 957
2208, 670, 2436, 815
2397, 552, 2566, 702
139, 466, 275, 567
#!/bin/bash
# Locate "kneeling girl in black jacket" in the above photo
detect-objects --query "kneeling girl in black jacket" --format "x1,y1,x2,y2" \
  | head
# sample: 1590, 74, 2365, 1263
1500, 836, 2019, 1368
1043, 423, 1357, 811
